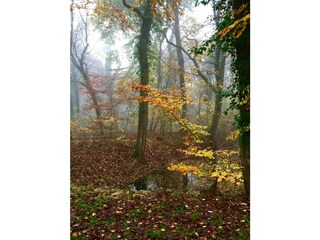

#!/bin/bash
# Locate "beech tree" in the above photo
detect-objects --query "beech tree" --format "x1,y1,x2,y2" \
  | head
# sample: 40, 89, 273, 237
122, 0, 153, 162
93, 0, 181, 162
172, 2, 187, 119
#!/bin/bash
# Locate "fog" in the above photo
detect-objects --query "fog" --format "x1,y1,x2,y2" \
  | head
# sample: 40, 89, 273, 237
70, 0, 235, 139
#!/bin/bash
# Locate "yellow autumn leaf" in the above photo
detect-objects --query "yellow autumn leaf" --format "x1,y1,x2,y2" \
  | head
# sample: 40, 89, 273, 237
226, 130, 240, 140
211, 172, 219, 177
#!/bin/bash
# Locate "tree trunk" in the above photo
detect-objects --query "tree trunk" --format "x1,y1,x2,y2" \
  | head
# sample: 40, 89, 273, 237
211, 93, 222, 144
81, 75, 105, 136
182, 175, 188, 192
70, 8, 80, 123
207, 1, 228, 195
149, 107, 155, 132
240, 131, 250, 197
169, 118, 173, 133
209, 45, 226, 196
152, 114, 159, 132
70, 64, 80, 122
159, 110, 166, 136
210, 94, 223, 195
210, 49, 226, 149
233, 0, 250, 199
165, 34, 175, 89
133, 0, 153, 163
70, 10, 104, 136
173, 5, 187, 119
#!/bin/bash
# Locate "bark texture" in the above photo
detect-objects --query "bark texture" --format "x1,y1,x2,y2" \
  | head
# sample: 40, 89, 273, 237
122, 0, 153, 162
173, 5, 187, 119
233, 0, 250, 198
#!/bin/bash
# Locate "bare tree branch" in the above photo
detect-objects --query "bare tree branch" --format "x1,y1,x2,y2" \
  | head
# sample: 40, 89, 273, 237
122, 0, 143, 17
164, 34, 218, 93
185, 37, 199, 48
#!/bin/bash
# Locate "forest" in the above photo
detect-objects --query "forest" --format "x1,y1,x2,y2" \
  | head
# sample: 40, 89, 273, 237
70, 0, 250, 239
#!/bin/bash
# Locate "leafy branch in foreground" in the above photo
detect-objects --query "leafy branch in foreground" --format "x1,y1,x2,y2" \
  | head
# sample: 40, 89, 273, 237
168, 150, 243, 187
126, 82, 243, 187
125, 82, 208, 144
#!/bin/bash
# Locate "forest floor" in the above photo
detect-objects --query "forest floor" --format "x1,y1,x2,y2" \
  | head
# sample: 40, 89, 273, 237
71, 134, 250, 239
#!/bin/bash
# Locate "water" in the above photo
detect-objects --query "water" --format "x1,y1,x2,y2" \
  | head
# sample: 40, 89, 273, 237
128, 169, 212, 194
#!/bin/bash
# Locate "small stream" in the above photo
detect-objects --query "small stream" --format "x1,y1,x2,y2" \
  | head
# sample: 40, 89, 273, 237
129, 169, 212, 194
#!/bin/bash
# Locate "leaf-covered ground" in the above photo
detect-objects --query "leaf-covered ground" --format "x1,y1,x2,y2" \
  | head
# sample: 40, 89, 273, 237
71, 134, 196, 188
71, 134, 249, 239
71, 187, 249, 239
